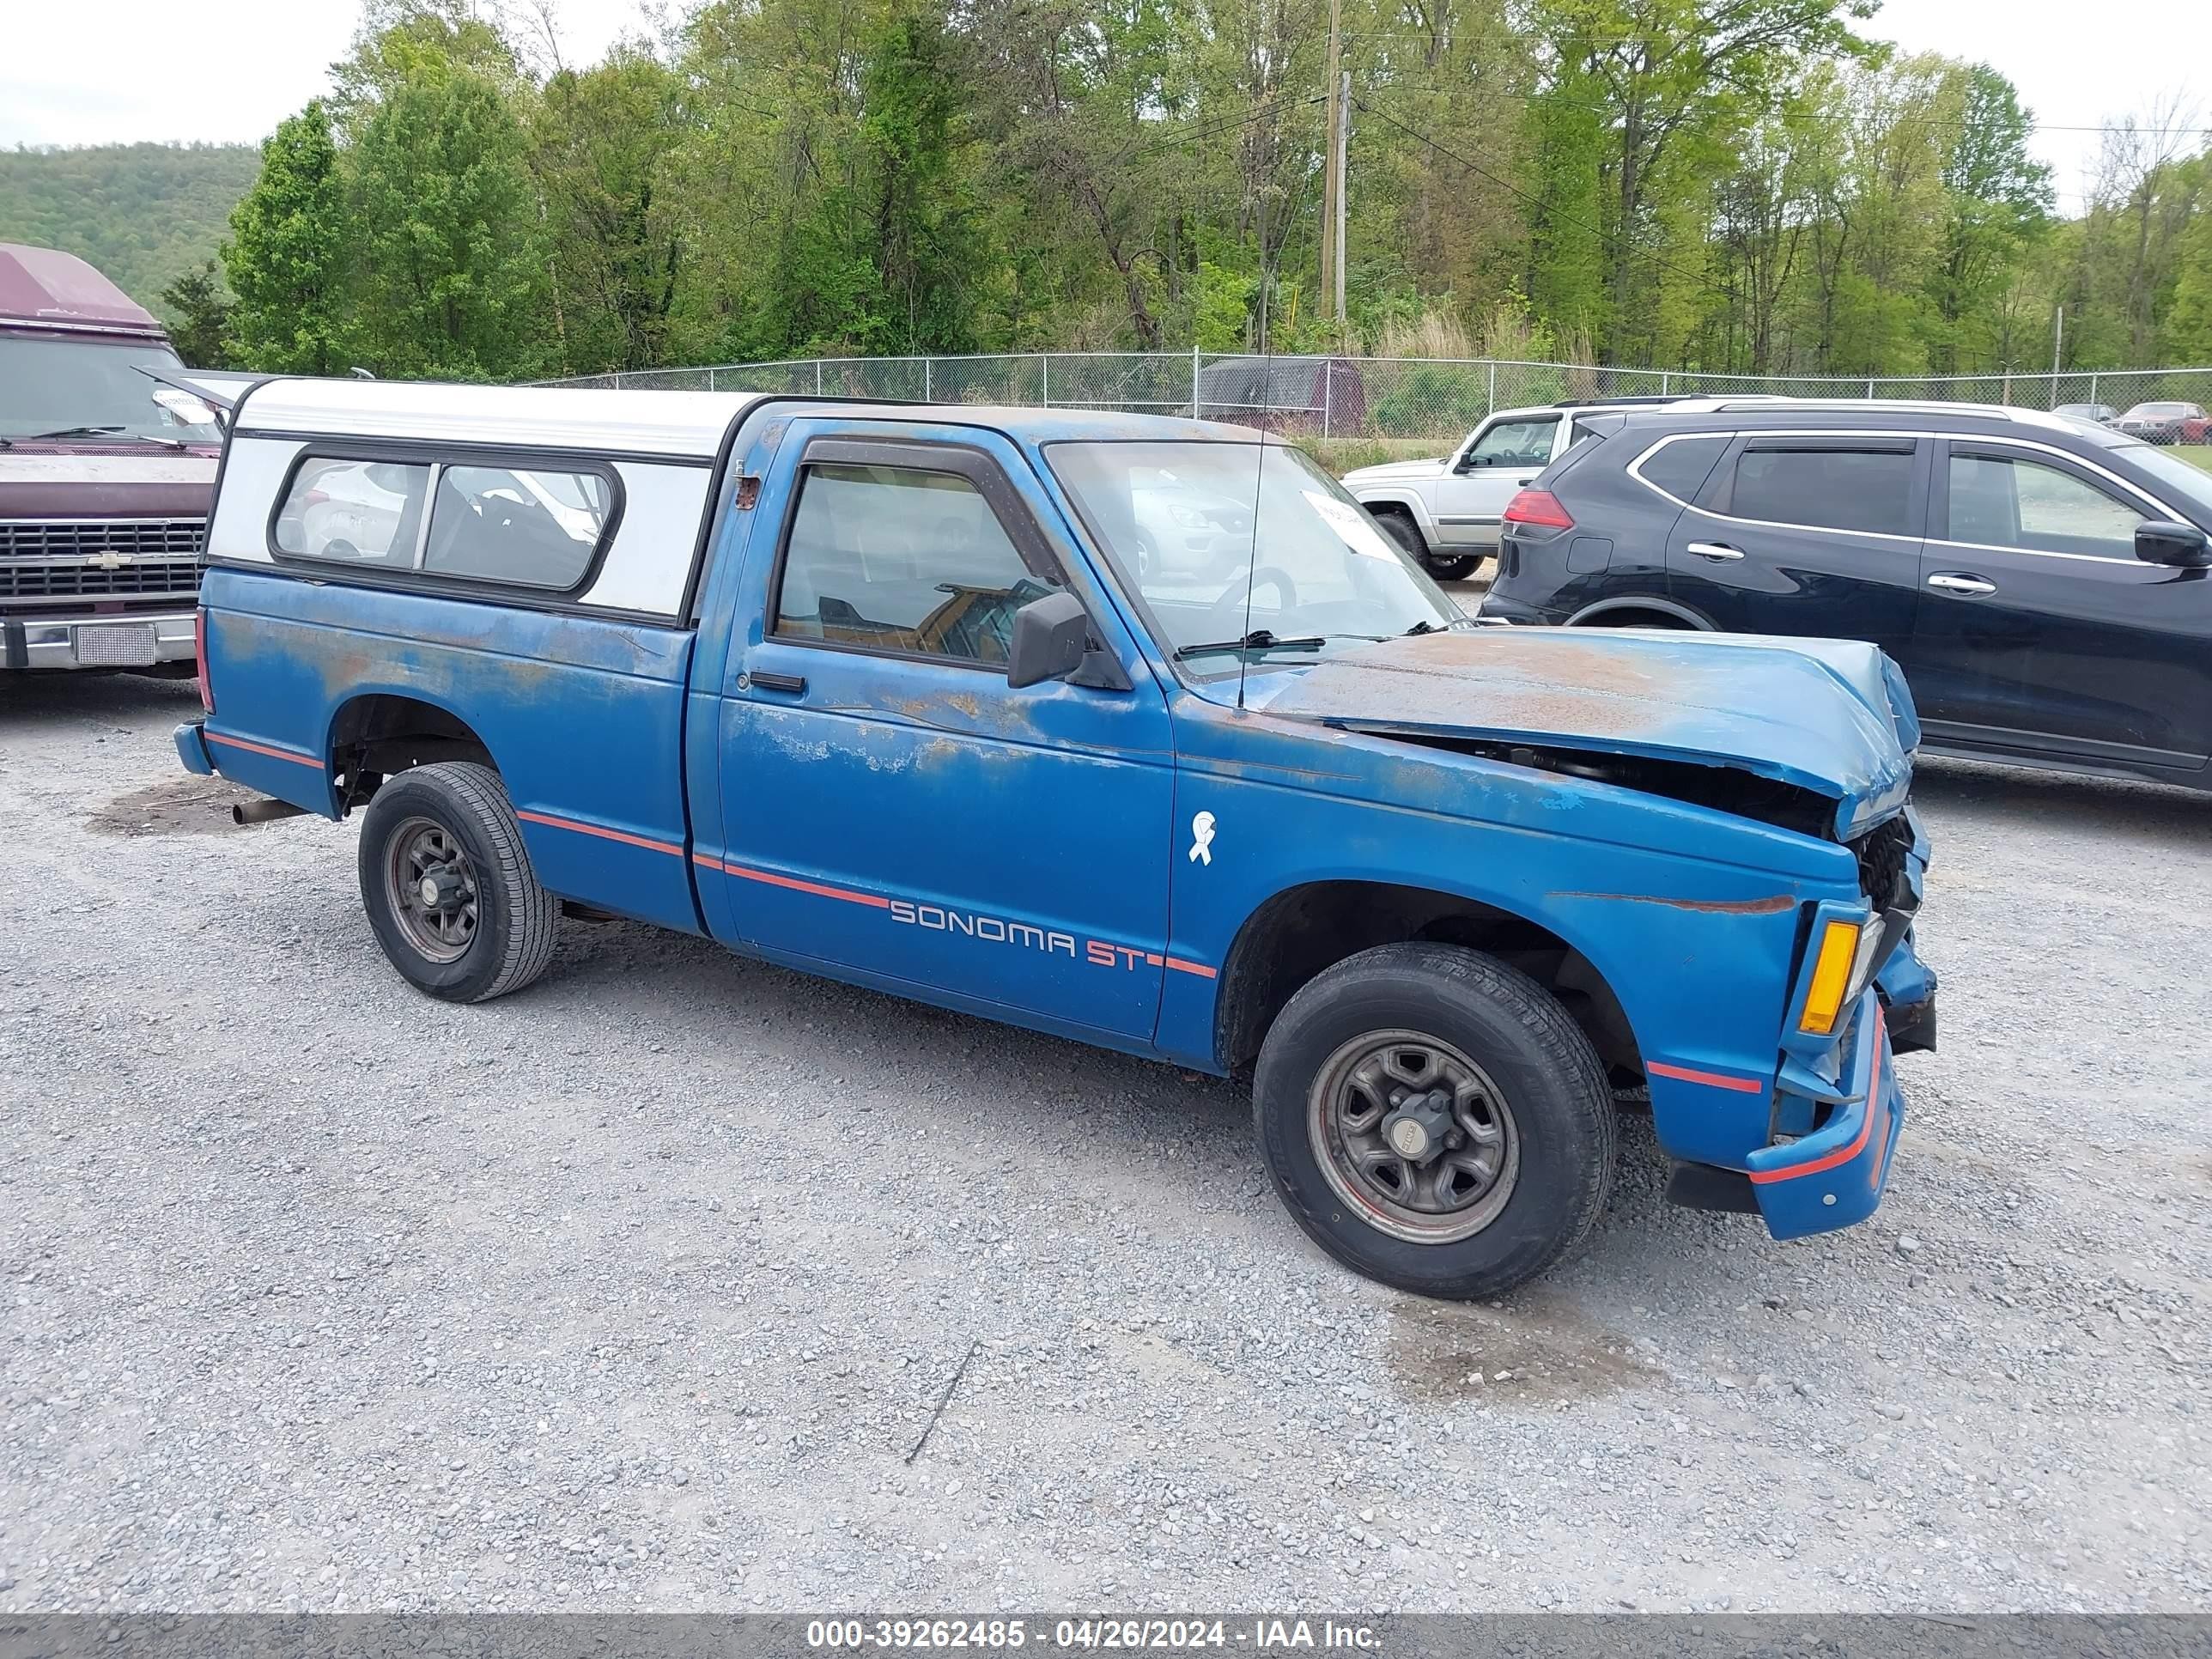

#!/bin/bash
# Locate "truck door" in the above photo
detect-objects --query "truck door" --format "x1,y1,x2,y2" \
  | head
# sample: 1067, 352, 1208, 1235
708, 423, 1176, 1041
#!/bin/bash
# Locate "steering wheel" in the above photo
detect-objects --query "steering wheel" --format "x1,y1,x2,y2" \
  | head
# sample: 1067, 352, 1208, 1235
1207, 566, 1299, 626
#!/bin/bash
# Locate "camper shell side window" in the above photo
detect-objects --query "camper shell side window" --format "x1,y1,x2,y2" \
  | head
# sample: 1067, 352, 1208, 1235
265, 443, 625, 598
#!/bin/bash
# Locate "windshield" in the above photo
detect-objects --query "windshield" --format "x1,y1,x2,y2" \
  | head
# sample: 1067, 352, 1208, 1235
0, 336, 221, 444
2116, 441, 2212, 522
1049, 440, 1459, 678
2124, 403, 2192, 418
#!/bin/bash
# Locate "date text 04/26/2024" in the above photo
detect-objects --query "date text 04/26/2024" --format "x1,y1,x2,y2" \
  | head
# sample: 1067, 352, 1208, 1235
804, 1620, 1382, 1650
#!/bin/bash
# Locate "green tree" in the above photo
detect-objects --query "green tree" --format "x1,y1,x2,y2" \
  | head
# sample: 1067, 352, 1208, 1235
851, 13, 993, 352
158, 259, 232, 367
221, 100, 350, 374
2164, 172, 2212, 362
1924, 64, 2051, 373
1528, 0, 1869, 363
532, 46, 693, 374
350, 68, 549, 380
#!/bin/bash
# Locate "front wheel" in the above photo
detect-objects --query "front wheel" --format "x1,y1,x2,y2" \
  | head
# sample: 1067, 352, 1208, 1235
1425, 551, 1483, 581
1253, 943, 1616, 1298
358, 761, 560, 1003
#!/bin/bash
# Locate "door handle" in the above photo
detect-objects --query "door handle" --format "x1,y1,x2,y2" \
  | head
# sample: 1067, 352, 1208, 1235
1685, 541, 1745, 562
1926, 574, 1997, 597
745, 670, 808, 694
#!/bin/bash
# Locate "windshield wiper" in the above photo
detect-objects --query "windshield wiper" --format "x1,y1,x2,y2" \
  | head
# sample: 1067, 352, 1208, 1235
8, 425, 187, 451
1403, 617, 1478, 635
1174, 630, 1329, 660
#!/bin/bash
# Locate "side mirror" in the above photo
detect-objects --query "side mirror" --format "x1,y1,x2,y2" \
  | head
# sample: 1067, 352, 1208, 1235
2136, 520, 2212, 568
1006, 589, 1091, 689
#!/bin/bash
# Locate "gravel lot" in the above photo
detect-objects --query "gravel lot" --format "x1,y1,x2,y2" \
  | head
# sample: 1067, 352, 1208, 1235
3, 671, 2207, 1617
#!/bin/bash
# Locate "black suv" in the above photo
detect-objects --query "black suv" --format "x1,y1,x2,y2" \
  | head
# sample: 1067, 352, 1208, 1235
1480, 401, 2212, 792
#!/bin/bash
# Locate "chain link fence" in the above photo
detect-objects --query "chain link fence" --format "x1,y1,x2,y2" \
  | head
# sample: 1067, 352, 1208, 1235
547, 354, 2212, 445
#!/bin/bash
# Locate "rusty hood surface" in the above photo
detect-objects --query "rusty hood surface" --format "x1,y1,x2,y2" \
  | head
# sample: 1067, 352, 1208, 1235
1251, 626, 1918, 837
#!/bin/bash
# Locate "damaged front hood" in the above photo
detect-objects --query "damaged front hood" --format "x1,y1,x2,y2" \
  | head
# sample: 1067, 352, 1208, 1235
1252, 627, 1917, 838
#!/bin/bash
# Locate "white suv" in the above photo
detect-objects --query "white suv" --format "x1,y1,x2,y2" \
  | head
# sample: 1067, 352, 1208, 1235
1346, 396, 1759, 580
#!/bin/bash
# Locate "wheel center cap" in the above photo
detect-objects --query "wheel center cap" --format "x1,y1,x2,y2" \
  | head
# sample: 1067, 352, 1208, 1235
417, 867, 464, 912
1387, 1117, 1431, 1158
1381, 1089, 1456, 1165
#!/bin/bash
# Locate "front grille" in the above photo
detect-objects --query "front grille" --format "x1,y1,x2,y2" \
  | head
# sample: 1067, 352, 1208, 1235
1850, 814, 1915, 913
0, 520, 204, 608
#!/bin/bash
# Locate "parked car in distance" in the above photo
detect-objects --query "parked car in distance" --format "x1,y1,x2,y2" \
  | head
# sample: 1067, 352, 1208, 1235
1, 242, 223, 674
2112, 400, 2209, 445
1480, 398, 2212, 793
2052, 402, 2118, 426
177, 380, 1938, 1300
1343, 395, 1767, 580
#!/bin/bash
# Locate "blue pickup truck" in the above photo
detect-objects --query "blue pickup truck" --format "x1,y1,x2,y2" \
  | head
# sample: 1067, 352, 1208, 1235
175, 379, 1936, 1297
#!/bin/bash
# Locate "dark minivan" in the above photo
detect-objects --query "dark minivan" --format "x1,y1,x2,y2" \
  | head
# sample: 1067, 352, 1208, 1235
1480, 400, 2212, 792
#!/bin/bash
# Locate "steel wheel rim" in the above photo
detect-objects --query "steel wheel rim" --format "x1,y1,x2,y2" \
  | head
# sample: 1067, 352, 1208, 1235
384, 816, 479, 964
1308, 1029, 1520, 1244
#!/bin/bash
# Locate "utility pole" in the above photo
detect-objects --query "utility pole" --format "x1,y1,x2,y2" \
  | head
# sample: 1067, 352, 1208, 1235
1332, 70, 1350, 331
1319, 0, 1343, 335
2051, 305, 2065, 379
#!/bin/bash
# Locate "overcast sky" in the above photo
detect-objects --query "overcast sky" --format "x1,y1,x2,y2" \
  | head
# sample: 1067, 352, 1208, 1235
3, 0, 2204, 216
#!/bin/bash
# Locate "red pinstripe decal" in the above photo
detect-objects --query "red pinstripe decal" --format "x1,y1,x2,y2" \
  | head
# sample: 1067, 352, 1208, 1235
717, 859, 892, 909
1164, 957, 1218, 979
515, 809, 683, 858
1749, 1008, 1887, 1186
1647, 1059, 1765, 1094
204, 732, 324, 769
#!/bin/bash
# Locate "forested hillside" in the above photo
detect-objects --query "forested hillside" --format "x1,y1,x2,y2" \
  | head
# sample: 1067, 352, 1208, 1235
81, 0, 2212, 380
0, 143, 260, 322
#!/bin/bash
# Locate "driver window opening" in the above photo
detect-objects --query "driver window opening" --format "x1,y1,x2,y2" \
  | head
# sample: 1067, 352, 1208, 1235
773, 463, 1058, 666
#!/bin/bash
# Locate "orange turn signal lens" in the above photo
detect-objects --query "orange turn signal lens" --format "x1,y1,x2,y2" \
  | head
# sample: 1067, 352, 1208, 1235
1797, 919, 1863, 1037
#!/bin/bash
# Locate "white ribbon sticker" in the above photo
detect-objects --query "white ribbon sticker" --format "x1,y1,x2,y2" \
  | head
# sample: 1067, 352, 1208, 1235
1188, 811, 1217, 866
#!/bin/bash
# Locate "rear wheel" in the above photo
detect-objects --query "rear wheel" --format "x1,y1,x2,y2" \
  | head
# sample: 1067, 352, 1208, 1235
358, 761, 559, 1003
1253, 943, 1616, 1298
1371, 506, 1481, 581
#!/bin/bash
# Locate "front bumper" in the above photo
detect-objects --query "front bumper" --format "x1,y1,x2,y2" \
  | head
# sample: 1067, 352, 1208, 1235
1746, 994, 1905, 1241
3, 610, 196, 672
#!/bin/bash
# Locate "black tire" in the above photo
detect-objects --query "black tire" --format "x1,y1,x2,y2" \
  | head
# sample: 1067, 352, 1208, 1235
1253, 943, 1616, 1299
1368, 507, 1427, 560
1425, 551, 1482, 581
357, 761, 559, 1003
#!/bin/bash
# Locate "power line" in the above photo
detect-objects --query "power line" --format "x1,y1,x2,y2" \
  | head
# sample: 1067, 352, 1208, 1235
1110, 91, 1328, 166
